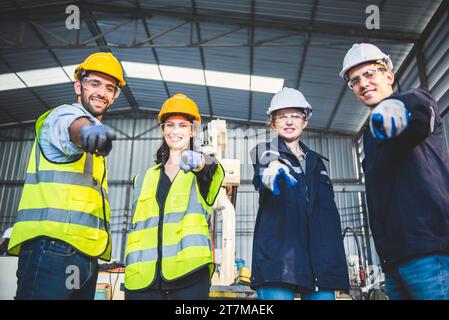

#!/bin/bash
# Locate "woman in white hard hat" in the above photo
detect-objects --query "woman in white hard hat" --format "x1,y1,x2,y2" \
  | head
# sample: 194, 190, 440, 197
124, 93, 224, 300
250, 87, 349, 300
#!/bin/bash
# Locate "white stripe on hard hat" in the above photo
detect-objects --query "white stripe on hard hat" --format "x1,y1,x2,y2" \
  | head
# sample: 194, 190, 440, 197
340, 43, 393, 80
267, 87, 312, 118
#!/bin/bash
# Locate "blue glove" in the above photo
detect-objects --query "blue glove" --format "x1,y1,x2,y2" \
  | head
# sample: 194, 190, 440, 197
370, 99, 409, 141
261, 163, 297, 196
180, 150, 205, 173
79, 124, 117, 156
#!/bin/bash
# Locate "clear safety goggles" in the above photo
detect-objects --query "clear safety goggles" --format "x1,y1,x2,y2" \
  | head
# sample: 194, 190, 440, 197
274, 112, 307, 123
160, 121, 193, 132
347, 67, 386, 90
81, 77, 121, 98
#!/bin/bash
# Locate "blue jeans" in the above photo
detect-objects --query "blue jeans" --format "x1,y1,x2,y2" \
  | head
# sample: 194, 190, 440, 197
384, 254, 449, 300
257, 286, 335, 300
15, 237, 99, 300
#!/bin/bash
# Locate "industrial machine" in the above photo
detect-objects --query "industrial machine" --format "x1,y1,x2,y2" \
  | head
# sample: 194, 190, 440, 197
199, 119, 241, 287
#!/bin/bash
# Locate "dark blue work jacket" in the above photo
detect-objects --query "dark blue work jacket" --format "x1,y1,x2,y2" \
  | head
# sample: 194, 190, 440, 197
250, 137, 350, 291
363, 88, 449, 270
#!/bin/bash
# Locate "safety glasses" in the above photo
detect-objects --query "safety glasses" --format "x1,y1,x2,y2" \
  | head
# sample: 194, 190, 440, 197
347, 67, 386, 90
160, 121, 193, 132
81, 77, 121, 98
275, 112, 307, 123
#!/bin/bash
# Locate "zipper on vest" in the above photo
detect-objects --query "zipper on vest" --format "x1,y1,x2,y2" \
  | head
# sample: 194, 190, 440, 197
155, 169, 164, 283
98, 157, 110, 259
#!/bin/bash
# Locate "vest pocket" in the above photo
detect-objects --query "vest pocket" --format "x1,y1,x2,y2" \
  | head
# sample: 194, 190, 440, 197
168, 193, 189, 211
69, 191, 101, 214
134, 194, 158, 219
67, 193, 102, 240
176, 219, 211, 261
125, 261, 140, 275
124, 263, 141, 286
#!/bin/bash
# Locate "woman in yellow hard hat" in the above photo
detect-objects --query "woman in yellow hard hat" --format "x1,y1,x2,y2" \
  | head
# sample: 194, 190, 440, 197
124, 93, 225, 300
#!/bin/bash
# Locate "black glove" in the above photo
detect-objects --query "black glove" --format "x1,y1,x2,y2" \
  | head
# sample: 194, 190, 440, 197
79, 125, 117, 156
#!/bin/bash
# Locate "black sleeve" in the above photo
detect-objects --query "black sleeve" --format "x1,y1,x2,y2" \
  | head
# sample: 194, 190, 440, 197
390, 88, 438, 147
193, 154, 218, 201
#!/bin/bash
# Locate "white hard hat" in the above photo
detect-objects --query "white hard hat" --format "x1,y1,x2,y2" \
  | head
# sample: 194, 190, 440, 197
2, 227, 12, 239
267, 87, 312, 119
340, 43, 393, 80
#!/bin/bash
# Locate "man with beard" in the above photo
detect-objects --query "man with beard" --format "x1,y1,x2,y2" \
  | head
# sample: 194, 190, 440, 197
8, 52, 125, 299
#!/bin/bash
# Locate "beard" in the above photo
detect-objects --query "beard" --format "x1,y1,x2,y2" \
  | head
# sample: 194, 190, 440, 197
80, 90, 110, 117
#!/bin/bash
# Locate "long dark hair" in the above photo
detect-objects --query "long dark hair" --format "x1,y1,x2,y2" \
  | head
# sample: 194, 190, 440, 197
156, 139, 170, 165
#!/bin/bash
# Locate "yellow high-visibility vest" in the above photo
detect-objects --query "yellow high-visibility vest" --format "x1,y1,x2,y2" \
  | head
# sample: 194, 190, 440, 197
8, 108, 112, 260
124, 163, 224, 290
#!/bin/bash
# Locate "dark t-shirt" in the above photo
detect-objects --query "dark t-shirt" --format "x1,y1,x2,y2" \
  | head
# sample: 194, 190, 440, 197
151, 159, 217, 290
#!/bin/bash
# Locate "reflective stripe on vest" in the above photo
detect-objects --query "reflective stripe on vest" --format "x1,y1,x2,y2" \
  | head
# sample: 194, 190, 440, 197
124, 164, 224, 290
23, 146, 108, 197
125, 176, 209, 267
8, 108, 112, 260
126, 234, 210, 265
15, 208, 110, 231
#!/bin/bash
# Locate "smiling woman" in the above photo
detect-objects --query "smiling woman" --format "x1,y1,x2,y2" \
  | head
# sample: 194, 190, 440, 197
250, 87, 350, 300
124, 93, 225, 300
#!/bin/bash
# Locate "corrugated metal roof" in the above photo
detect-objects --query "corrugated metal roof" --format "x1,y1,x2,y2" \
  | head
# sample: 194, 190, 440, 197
0, 0, 445, 135
399, 7, 449, 113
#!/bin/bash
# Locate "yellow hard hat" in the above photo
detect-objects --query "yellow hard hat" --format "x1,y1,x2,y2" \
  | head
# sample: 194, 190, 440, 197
158, 93, 201, 124
74, 52, 126, 87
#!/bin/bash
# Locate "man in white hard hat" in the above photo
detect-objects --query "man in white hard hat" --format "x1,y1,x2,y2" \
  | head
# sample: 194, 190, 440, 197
341, 43, 449, 300
249, 88, 350, 300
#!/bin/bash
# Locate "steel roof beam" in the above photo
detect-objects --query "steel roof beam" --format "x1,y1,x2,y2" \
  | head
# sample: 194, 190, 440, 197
295, 0, 319, 89
247, 0, 256, 122
134, 0, 171, 99
80, 2, 140, 110
192, 0, 214, 118
0, 2, 419, 42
